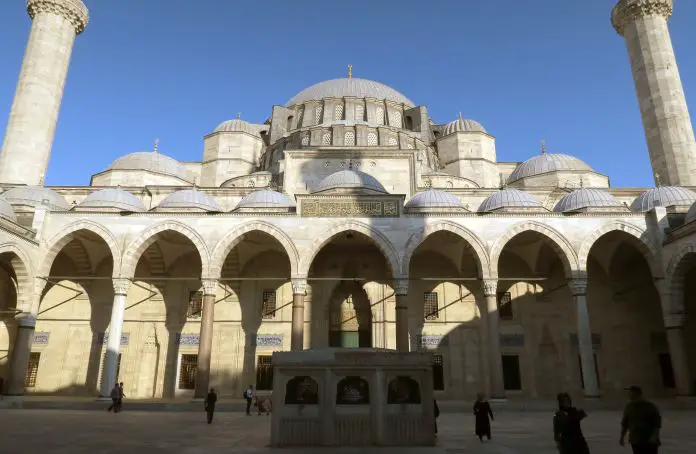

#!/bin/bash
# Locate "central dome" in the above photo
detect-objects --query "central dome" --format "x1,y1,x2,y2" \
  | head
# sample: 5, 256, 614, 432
287, 78, 414, 106
312, 169, 387, 194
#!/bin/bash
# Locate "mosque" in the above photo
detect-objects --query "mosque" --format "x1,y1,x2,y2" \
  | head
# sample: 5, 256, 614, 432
0, 0, 695, 402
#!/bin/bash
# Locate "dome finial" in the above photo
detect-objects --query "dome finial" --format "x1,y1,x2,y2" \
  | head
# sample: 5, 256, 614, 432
236, 112, 242, 119
153, 138, 160, 153
347, 64, 353, 79
499, 173, 507, 190
38, 172, 45, 186
654, 172, 662, 187
540, 139, 547, 155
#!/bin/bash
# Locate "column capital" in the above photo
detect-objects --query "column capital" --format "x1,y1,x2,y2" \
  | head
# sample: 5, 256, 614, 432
664, 312, 686, 328
568, 278, 588, 296
16, 313, 36, 328
27, 0, 90, 35
201, 279, 217, 296
482, 279, 497, 297
291, 278, 307, 295
393, 278, 408, 296
612, 0, 673, 36
112, 278, 131, 296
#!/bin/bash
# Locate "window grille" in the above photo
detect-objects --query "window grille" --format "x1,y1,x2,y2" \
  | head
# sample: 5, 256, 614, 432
375, 106, 385, 125
262, 290, 277, 319
178, 354, 198, 390
25, 352, 41, 388
424, 292, 439, 320
314, 105, 323, 124
367, 132, 378, 146
187, 291, 203, 318
344, 131, 355, 146
432, 354, 444, 390
334, 104, 344, 121
256, 355, 274, 390
497, 292, 513, 320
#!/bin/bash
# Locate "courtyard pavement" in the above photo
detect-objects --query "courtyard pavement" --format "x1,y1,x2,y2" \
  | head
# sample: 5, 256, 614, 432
0, 408, 695, 453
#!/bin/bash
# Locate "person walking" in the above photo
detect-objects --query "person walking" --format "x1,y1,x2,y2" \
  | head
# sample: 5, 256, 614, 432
204, 388, 217, 424
244, 385, 254, 416
553, 392, 590, 454
116, 382, 125, 413
620, 386, 662, 454
473, 393, 494, 442
107, 384, 120, 412
433, 399, 440, 436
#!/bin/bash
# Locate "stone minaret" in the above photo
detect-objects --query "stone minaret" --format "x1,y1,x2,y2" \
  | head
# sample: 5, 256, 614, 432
612, 0, 696, 187
0, 0, 89, 186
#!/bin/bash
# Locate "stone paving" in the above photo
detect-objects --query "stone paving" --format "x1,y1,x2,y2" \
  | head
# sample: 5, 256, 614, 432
0, 408, 695, 453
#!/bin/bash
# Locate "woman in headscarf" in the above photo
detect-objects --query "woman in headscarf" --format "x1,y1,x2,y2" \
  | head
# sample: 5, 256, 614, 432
473, 393, 494, 442
553, 392, 590, 454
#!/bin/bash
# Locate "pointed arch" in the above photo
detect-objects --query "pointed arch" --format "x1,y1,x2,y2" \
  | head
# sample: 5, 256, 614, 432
0, 242, 34, 312
120, 220, 211, 279
665, 241, 696, 313
210, 221, 299, 279
401, 220, 490, 278
39, 220, 121, 280
578, 221, 660, 277
298, 221, 400, 278
489, 221, 578, 278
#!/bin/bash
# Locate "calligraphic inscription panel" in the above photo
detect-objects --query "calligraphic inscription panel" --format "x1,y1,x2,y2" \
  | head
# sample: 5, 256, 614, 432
302, 200, 399, 217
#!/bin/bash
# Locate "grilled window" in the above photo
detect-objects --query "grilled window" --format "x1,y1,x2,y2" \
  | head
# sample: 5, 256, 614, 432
256, 355, 274, 390
262, 290, 277, 319
178, 354, 198, 390
99, 353, 122, 389
424, 292, 439, 320
497, 292, 513, 320
187, 291, 203, 318
432, 354, 444, 390
25, 352, 41, 388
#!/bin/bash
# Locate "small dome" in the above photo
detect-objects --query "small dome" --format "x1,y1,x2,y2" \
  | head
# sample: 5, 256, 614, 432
79, 188, 146, 212
157, 189, 220, 211
631, 186, 696, 212
443, 118, 487, 135
287, 78, 414, 106
236, 189, 295, 209
0, 197, 18, 222
313, 169, 387, 194
108, 152, 192, 183
3, 186, 69, 211
478, 189, 541, 212
405, 189, 463, 209
213, 119, 268, 137
508, 153, 594, 184
685, 202, 696, 224
554, 188, 624, 213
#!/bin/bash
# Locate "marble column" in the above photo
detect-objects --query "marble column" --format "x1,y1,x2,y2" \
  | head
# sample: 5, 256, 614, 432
569, 279, 599, 398
394, 279, 409, 352
291, 278, 307, 351
194, 279, 217, 399
5, 314, 36, 396
482, 280, 505, 399
663, 313, 693, 396
100, 278, 130, 397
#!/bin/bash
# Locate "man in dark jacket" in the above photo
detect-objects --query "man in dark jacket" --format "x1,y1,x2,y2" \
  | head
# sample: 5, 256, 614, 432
204, 388, 218, 424
620, 386, 661, 454
434, 399, 440, 435
107, 384, 119, 412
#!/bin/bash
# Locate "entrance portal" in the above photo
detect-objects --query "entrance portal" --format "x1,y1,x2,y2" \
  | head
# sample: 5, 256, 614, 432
328, 281, 371, 348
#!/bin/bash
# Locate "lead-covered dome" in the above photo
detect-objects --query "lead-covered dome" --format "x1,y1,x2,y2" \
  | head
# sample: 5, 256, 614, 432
108, 152, 193, 183
630, 186, 696, 212
554, 188, 624, 213
3, 186, 69, 211
405, 189, 464, 209
508, 153, 594, 184
443, 118, 487, 135
312, 169, 387, 194
0, 197, 18, 222
213, 119, 268, 137
478, 189, 541, 212
157, 189, 220, 212
79, 188, 146, 212
287, 78, 414, 106
235, 189, 295, 210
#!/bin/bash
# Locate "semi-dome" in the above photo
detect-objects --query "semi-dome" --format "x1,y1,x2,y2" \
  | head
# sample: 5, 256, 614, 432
213, 119, 268, 137
508, 153, 594, 184
235, 189, 295, 210
685, 202, 696, 224
478, 189, 541, 212
405, 189, 464, 209
443, 118, 487, 135
0, 197, 18, 222
157, 189, 221, 212
554, 188, 624, 213
108, 152, 192, 183
3, 186, 69, 211
287, 78, 414, 106
312, 169, 387, 194
630, 186, 696, 212
79, 188, 146, 212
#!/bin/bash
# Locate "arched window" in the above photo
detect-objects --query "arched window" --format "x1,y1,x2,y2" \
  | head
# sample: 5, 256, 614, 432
387, 136, 398, 146
367, 132, 378, 146
391, 110, 402, 128
336, 376, 369, 405
344, 131, 355, 146
334, 103, 344, 121
297, 106, 305, 126
301, 132, 310, 146
375, 106, 385, 125
387, 376, 421, 404
285, 376, 319, 404
315, 105, 323, 125
322, 130, 332, 145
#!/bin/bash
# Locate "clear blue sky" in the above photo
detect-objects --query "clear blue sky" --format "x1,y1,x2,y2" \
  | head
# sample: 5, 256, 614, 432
1, 0, 695, 188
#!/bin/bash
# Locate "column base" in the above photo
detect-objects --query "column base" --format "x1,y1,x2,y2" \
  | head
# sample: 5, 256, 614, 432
95, 397, 112, 402
489, 397, 507, 403
190, 397, 205, 403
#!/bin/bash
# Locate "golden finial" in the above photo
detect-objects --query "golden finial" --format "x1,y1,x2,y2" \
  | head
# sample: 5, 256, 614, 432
236, 112, 242, 119
654, 172, 662, 187
153, 138, 160, 153
458, 112, 464, 122
540, 139, 547, 155
347, 65, 353, 79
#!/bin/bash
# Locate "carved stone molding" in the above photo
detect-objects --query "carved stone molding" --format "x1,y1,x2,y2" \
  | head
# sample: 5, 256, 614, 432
201, 279, 217, 296
612, 0, 673, 36
291, 278, 307, 295
482, 279, 497, 297
568, 279, 588, 296
27, 0, 89, 35
112, 278, 131, 296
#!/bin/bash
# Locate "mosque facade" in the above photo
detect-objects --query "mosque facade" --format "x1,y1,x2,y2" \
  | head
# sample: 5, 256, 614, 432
0, 0, 695, 402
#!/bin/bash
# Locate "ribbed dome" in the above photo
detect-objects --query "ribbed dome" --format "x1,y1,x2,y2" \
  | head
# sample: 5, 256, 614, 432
685, 202, 696, 224
79, 188, 146, 212
235, 190, 295, 209
508, 153, 594, 184
478, 189, 541, 212
405, 189, 463, 209
3, 186, 69, 211
312, 169, 387, 194
213, 119, 268, 137
157, 189, 221, 211
554, 188, 624, 213
443, 118, 487, 135
0, 197, 18, 222
630, 186, 696, 212
287, 78, 414, 106
108, 152, 192, 183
